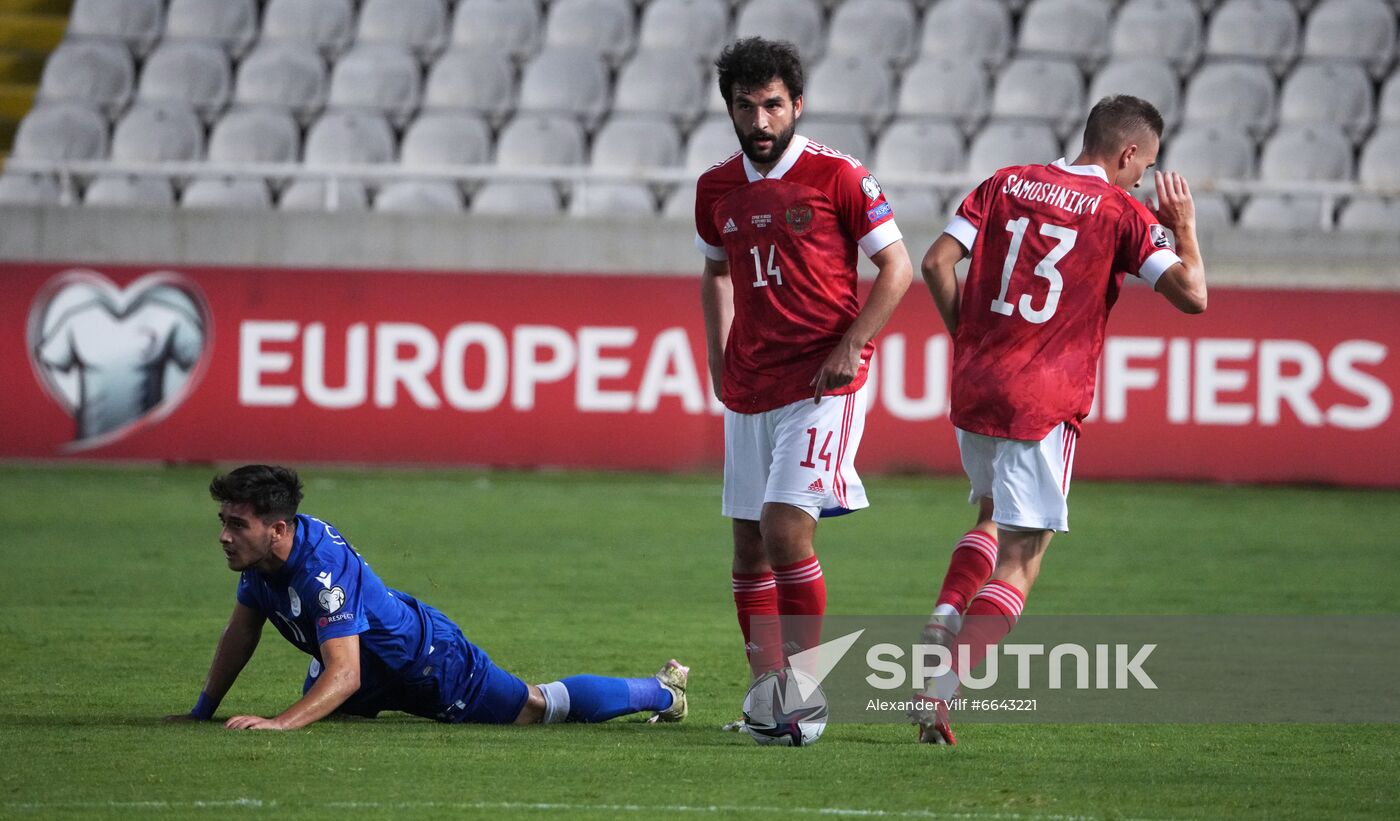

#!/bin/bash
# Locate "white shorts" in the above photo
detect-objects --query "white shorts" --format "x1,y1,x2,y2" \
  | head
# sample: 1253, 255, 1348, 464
723, 383, 870, 522
955, 423, 1078, 533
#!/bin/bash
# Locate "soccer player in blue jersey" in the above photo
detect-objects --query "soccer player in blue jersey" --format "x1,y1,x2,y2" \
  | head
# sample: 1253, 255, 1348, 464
167, 465, 687, 730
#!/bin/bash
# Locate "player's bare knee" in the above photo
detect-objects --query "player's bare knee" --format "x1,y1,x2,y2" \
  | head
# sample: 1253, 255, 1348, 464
732, 518, 767, 573
514, 684, 547, 725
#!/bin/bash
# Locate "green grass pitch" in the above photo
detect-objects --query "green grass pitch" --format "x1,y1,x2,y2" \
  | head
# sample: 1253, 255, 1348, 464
1, 465, 1397, 820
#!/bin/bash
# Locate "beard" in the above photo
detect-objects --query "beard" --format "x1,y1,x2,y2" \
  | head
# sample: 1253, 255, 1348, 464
736, 120, 797, 166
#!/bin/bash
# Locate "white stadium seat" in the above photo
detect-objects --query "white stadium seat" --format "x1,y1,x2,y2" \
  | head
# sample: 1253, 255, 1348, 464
84, 175, 174, 207
895, 57, 990, 134
735, 0, 825, 62
800, 116, 871, 161
327, 44, 422, 127
881, 187, 945, 227
400, 112, 493, 167
685, 115, 740, 171
232, 42, 329, 124
1339, 197, 1400, 231
1182, 61, 1277, 136
544, 0, 637, 64
1359, 125, 1400, 188
1258, 124, 1353, 182
921, 0, 1012, 68
1278, 61, 1374, 141
1301, 0, 1396, 77
517, 47, 611, 129
136, 41, 232, 125
1110, 0, 1203, 74
280, 179, 370, 211
304, 110, 397, 166
612, 49, 706, 126
208, 107, 301, 164
0, 172, 62, 205
826, 0, 918, 67
67, 0, 163, 56
570, 182, 658, 216
183, 177, 273, 209
1205, 0, 1300, 72
662, 181, 697, 219
1088, 58, 1181, 129
1161, 123, 1256, 182
164, 0, 259, 57
638, 0, 731, 60
1191, 192, 1236, 231
1017, 0, 1111, 69
376, 180, 466, 213
472, 181, 563, 215
592, 115, 682, 171
1380, 73, 1400, 125
1238, 194, 1332, 229
110, 102, 205, 162
451, 0, 543, 61
12, 102, 109, 161
967, 121, 1060, 179
37, 40, 134, 118
872, 119, 965, 177
357, 0, 450, 62
990, 58, 1084, 137
423, 48, 516, 124
807, 54, 895, 127
495, 113, 587, 168
261, 0, 355, 58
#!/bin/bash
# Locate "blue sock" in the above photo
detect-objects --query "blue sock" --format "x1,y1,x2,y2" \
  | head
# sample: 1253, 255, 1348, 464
560, 675, 673, 723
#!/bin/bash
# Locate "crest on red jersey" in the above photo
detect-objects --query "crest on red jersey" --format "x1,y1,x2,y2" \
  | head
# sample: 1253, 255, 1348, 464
785, 205, 815, 235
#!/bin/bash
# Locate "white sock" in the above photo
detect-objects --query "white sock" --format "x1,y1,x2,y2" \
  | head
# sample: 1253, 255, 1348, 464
538, 680, 570, 724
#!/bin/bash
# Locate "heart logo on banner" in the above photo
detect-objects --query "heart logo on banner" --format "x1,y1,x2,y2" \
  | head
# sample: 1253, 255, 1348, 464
26, 269, 213, 451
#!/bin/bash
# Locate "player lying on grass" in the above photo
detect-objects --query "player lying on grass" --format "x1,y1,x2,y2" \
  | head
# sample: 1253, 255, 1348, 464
165, 464, 687, 730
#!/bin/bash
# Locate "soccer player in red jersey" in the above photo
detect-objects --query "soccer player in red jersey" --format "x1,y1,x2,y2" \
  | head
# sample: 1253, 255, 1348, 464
913, 96, 1208, 743
695, 38, 913, 688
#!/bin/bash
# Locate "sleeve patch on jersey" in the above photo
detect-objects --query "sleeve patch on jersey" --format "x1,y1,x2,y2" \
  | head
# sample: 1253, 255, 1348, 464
860, 174, 882, 201
318, 611, 356, 627
866, 202, 892, 222
1150, 224, 1171, 249
318, 586, 346, 614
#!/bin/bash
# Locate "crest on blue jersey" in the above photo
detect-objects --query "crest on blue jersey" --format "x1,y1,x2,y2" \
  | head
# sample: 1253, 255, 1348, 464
288, 587, 301, 617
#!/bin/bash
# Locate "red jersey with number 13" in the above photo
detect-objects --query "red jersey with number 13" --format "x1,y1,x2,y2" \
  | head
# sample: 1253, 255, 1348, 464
946, 159, 1181, 440
695, 135, 902, 413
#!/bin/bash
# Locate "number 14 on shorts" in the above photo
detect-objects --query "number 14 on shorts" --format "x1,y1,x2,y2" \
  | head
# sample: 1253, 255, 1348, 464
800, 427, 833, 470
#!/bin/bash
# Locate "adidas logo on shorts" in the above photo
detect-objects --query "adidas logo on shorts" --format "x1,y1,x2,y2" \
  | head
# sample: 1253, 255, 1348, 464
807, 478, 824, 492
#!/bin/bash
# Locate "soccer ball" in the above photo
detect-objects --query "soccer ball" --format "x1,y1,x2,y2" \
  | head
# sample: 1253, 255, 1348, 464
741, 667, 828, 747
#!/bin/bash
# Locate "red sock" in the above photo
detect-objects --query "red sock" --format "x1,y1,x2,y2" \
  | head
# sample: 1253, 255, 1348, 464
954, 580, 1026, 679
773, 555, 826, 662
732, 571, 783, 677
936, 530, 998, 613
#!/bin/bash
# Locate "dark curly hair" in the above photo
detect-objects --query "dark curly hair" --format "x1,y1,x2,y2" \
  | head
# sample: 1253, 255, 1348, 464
210, 464, 304, 523
1082, 95, 1164, 155
714, 37, 804, 108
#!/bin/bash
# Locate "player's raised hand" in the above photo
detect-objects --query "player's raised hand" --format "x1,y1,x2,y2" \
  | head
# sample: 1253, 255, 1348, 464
225, 715, 285, 730
810, 340, 863, 404
1148, 170, 1195, 233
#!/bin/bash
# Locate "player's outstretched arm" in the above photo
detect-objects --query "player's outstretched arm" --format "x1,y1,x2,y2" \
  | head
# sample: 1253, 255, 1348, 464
921, 233, 968, 336
700, 256, 733, 401
164, 602, 264, 723
812, 239, 914, 402
225, 635, 361, 730
1148, 170, 1207, 315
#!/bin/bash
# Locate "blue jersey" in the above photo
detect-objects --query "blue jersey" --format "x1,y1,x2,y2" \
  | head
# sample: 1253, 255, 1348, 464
235, 514, 502, 720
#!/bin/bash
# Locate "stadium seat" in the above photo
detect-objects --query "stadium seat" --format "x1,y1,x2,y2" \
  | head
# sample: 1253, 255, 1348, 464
990, 58, 1084, 138
400, 112, 492, 168
67, 0, 163, 56
472, 180, 563, 215
0, 172, 62, 205
1088, 58, 1181, 129
12, 102, 108, 161
1301, 0, 1396, 77
881, 186, 945, 227
872, 119, 965, 178
638, 0, 730, 60
423, 48, 515, 125
800, 116, 871, 161
1110, 0, 1203, 74
1380, 73, 1400, 125
182, 176, 274, 209
1278, 60, 1374, 141
37, 40, 134, 118
544, 0, 637, 64
517, 47, 611, 130
592, 115, 683, 171
261, 0, 356, 58
1017, 0, 1111, 70
1359, 125, 1400, 188
1161, 123, 1256, 182
164, 0, 259, 57
570, 182, 658, 216
110, 102, 205, 162
304, 110, 397, 166
967, 121, 1060, 179
685, 115, 740, 170
451, 0, 543, 61
136, 41, 232, 125
1238, 194, 1333, 229
921, 0, 1012, 68
1259, 124, 1353, 182
895, 57, 990, 134
662, 181, 696, 219
1338, 196, 1400, 230
806, 54, 894, 127
1182, 61, 1277, 136
375, 180, 466, 213
232, 42, 329, 125
612, 49, 707, 127
495, 113, 587, 167
84, 175, 175, 207
1205, 0, 1300, 72
208, 107, 301, 164
280, 179, 370, 211
357, 0, 449, 62
826, 0, 918, 67
1191, 192, 1236, 230
327, 44, 422, 128
735, 0, 825, 62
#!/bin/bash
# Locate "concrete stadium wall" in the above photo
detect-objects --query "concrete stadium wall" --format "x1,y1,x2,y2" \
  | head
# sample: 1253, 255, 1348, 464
1, 205, 1398, 289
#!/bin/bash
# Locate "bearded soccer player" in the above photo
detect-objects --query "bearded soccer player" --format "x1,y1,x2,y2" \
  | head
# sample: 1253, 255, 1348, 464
695, 37, 913, 690
913, 96, 1208, 744
166, 465, 687, 730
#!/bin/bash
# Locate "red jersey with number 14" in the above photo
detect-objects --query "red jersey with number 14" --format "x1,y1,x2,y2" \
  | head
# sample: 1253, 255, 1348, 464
946, 159, 1181, 440
695, 135, 902, 413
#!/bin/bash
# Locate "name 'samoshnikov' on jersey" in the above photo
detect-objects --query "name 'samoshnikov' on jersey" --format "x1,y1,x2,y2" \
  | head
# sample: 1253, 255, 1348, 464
1001, 173, 1104, 217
